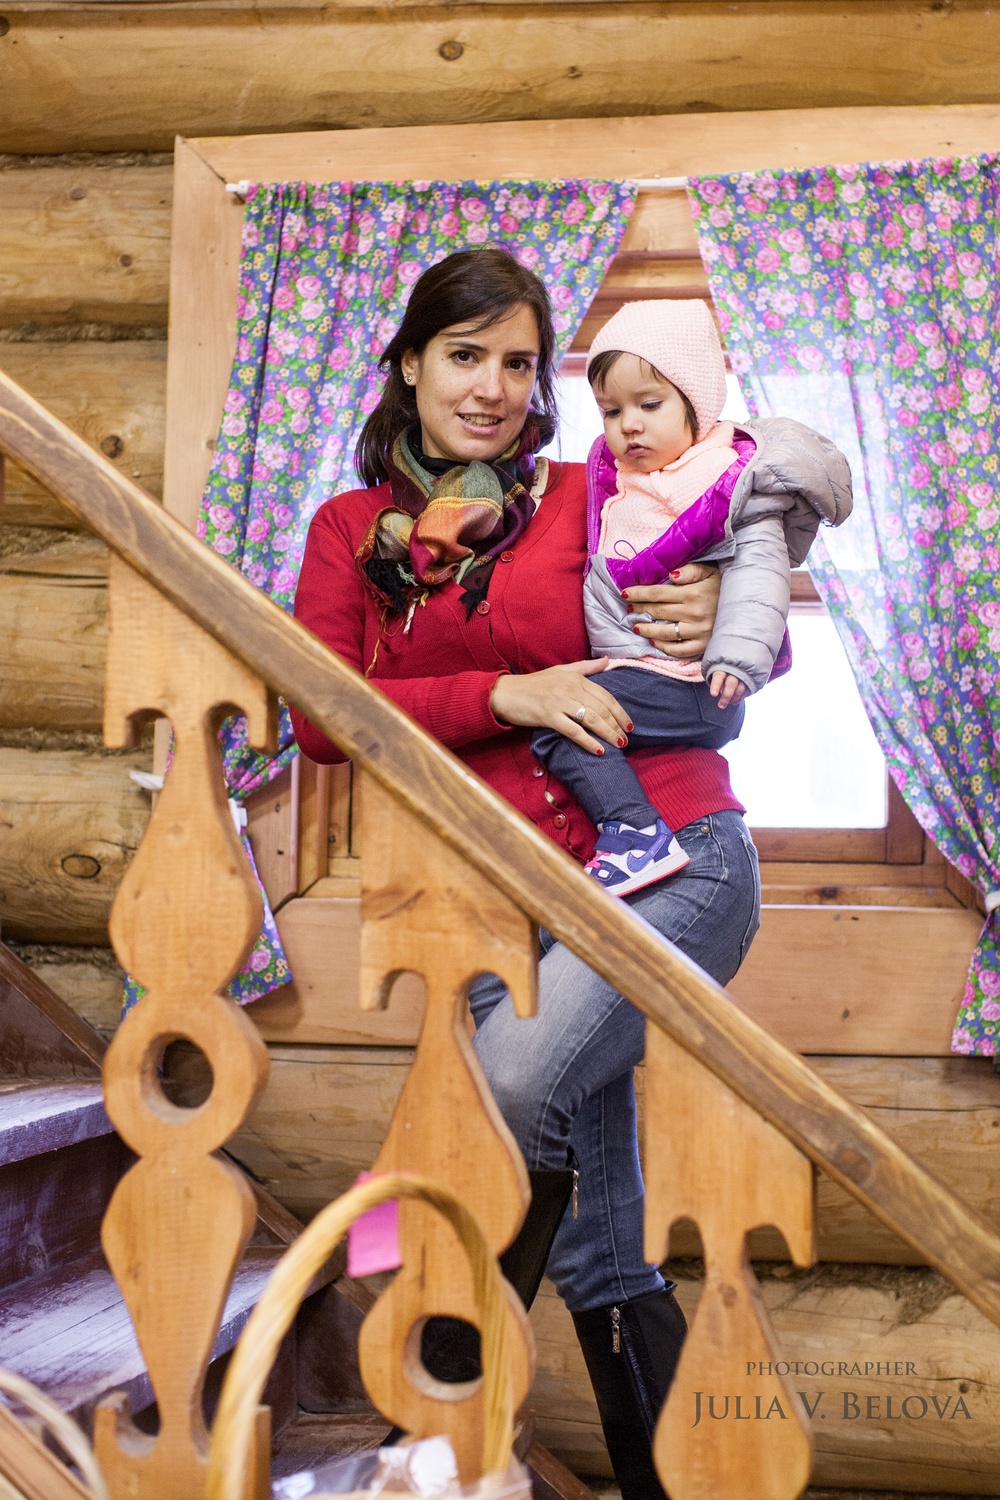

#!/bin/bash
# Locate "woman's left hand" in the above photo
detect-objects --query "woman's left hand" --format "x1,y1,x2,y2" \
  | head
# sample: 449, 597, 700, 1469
623, 562, 721, 658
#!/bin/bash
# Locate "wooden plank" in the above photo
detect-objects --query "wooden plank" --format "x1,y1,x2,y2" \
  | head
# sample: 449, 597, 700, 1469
646, 1029, 813, 1500
729, 906, 983, 1056
163, 137, 241, 530
0, 340, 167, 527
0, 746, 152, 944
9, 7, 1000, 156
0, 1400, 91, 1500
249, 897, 425, 1046
245, 764, 296, 913
0, 159, 172, 327
0, 940, 107, 1073
0, 533, 107, 730
296, 758, 332, 894
6, 945, 126, 1040
357, 774, 535, 1483
97, 558, 274, 1500
7, 373, 1000, 1341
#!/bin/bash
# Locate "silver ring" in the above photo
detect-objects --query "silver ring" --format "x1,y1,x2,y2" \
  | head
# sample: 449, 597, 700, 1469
573, 705, 587, 723
674, 621, 683, 642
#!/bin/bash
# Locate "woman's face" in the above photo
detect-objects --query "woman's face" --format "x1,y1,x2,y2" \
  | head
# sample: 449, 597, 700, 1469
400, 304, 541, 465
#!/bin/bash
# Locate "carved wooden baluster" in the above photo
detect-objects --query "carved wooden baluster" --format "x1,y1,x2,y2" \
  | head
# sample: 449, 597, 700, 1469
95, 556, 276, 1500
644, 1023, 815, 1500
356, 771, 537, 1484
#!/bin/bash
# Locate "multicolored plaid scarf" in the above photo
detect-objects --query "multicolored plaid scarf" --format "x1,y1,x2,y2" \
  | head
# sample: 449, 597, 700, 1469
356, 424, 541, 619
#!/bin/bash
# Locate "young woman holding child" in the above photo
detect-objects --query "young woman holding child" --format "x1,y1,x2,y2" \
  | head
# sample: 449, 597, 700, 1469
291, 246, 850, 1500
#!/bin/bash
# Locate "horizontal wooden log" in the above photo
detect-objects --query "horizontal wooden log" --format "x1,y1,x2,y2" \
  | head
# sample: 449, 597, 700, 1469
226, 1051, 1000, 1268
0, 160, 172, 328
5, 9, 1000, 153
729, 906, 983, 1056
0, 746, 151, 944
0, 341, 166, 527
531, 1264, 1000, 1492
0, 533, 107, 729
0, 158, 696, 337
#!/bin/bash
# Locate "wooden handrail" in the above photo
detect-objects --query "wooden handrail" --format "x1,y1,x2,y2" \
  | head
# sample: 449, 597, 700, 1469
2, 366, 999, 1326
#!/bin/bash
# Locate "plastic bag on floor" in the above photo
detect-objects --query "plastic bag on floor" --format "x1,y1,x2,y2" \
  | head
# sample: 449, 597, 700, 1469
272, 1436, 530, 1499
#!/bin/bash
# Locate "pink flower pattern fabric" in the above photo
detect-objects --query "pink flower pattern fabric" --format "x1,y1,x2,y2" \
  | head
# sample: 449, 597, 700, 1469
192, 177, 636, 1005
690, 156, 1000, 1062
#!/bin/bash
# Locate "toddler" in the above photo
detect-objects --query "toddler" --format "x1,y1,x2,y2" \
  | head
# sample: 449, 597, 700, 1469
531, 300, 852, 895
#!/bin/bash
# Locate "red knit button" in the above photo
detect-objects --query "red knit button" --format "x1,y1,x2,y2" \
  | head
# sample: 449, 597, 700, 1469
553, 813, 567, 829
500, 550, 515, 563
532, 765, 544, 778
476, 600, 491, 616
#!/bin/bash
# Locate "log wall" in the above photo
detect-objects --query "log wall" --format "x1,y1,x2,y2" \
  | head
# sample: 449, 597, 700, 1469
1, 2, 1000, 153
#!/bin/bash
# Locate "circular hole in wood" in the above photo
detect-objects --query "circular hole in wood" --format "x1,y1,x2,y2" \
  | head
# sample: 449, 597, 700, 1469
566, 65, 582, 78
61, 853, 101, 880
100, 434, 124, 459
158, 1039, 214, 1109
403, 1316, 481, 1402
119, 253, 133, 267
69, 185, 87, 201
438, 39, 463, 61
0, 19, 9, 37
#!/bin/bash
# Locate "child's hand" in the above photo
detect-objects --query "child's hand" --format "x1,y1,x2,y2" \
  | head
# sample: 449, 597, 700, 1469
709, 672, 748, 710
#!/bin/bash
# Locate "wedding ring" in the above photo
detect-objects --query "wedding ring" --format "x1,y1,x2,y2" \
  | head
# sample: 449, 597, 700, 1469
674, 621, 683, 642
573, 705, 587, 723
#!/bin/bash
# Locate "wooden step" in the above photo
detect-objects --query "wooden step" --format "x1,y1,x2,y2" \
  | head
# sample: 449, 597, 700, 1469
0, 1246, 284, 1429
0, 1080, 111, 1166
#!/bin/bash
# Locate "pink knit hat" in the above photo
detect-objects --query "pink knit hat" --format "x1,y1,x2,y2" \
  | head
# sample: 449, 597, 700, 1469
586, 300, 726, 441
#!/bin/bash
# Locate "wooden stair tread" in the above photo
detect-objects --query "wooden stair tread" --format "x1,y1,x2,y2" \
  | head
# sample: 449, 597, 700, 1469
0, 1080, 111, 1166
0, 1246, 282, 1419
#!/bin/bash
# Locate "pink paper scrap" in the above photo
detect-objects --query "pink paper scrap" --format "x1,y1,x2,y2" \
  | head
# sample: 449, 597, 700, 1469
347, 1171, 403, 1278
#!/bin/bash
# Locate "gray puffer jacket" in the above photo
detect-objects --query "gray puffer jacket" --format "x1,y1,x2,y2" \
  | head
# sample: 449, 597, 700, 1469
583, 417, 853, 694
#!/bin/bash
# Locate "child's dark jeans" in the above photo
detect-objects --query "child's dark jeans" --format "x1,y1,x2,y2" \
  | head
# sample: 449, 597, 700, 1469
530, 665, 745, 829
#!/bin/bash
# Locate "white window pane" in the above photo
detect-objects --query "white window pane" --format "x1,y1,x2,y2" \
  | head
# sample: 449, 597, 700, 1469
721, 612, 887, 828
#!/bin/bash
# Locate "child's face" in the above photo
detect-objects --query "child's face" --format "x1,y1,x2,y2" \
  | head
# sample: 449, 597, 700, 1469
593, 354, 693, 472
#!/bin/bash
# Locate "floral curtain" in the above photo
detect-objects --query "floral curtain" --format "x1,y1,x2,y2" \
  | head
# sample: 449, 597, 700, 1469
181, 177, 636, 1006
689, 156, 1000, 1061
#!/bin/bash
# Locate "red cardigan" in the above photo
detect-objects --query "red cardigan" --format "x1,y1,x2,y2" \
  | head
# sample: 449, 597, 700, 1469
292, 460, 743, 864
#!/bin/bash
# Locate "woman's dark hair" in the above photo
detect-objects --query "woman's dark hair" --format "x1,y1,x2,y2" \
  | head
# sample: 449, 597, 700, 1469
588, 348, 698, 440
355, 247, 559, 486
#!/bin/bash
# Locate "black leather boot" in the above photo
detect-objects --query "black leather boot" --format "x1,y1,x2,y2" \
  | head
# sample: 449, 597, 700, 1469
416, 1167, 576, 1385
571, 1287, 687, 1500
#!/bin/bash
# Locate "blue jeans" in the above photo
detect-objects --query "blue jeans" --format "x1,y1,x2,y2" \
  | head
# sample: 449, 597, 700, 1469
469, 810, 760, 1313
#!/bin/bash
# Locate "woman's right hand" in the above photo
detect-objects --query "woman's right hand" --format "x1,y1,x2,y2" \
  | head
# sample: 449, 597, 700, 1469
624, 561, 722, 658
490, 659, 632, 755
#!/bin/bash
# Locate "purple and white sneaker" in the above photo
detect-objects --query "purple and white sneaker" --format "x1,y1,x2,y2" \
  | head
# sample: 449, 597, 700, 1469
584, 818, 690, 897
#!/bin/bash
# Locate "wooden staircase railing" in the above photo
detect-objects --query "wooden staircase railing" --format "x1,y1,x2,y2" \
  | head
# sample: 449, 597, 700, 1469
2, 365, 1000, 1500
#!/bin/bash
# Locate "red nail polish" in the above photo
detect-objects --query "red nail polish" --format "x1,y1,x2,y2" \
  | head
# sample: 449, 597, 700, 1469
669, 570, 681, 579
632, 626, 641, 634
626, 722, 634, 731
625, 604, 634, 614
620, 591, 629, 599
617, 737, 626, 747
597, 747, 605, 755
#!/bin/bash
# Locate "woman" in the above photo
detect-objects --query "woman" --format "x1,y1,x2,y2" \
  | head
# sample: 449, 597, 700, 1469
292, 248, 760, 1500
